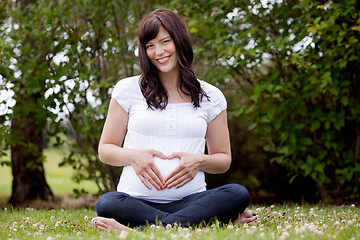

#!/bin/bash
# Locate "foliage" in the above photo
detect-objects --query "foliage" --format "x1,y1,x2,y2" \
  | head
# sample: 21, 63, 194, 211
0, 204, 359, 239
178, 0, 360, 201
50, 0, 180, 193
1, 0, 359, 202
1, 0, 158, 194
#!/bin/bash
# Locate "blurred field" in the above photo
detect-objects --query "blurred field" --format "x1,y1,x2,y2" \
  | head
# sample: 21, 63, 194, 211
0, 146, 98, 198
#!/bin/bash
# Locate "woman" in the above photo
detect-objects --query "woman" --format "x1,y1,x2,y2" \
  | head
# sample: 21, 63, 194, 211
91, 8, 257, 231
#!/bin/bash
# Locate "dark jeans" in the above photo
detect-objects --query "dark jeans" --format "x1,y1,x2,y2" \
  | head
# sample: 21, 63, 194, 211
96, 183, 250, 228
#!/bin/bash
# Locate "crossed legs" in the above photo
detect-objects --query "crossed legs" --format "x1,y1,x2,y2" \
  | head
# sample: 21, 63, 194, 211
92, 184, 256, 231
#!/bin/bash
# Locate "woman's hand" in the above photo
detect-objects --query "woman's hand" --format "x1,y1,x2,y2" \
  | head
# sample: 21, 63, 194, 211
131, 149, 167, 190
164, 152, 204, 189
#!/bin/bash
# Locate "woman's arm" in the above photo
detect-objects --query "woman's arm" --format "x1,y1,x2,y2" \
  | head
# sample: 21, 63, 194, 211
98, 99, 166, 190
164, 110, 231, 188
200, 109, 231, 173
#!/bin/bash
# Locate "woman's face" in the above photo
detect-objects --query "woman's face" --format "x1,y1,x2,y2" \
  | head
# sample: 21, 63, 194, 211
145, 26, 178, 76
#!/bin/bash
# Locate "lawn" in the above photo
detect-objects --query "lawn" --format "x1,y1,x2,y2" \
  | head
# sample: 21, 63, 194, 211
1, 148, 359, 239
0, 204, 359, 239
0, 146, 98, 198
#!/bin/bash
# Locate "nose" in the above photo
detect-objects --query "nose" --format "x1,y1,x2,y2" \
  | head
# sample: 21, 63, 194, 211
155, 45, 164, 55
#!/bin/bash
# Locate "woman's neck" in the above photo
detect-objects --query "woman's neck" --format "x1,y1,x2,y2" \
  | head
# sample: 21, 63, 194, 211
159, 70, 180, 91
159, 71, 191, 103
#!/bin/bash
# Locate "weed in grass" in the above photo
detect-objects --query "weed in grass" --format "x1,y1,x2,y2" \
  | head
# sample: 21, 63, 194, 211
0, 204, 359, 240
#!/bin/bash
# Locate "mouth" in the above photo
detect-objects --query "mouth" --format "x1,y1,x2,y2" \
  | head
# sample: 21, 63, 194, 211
156, 56, 170, 64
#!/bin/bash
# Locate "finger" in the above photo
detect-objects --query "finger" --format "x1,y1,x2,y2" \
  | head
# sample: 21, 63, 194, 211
164, 167, 182, 185
138, 174, 151, 190
135, 163, 164, 189
167, 152, 180, 159
149, 165, 165, 185
167, 174, 190, 189
148, 165, 165, 187
173, 176, 192, 189
165, 171, 189, 188
142, 171, 162, 190
152, 150, 168, 159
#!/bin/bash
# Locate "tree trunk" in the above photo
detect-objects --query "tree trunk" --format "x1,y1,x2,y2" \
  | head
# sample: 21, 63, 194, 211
10, 94, 54, 206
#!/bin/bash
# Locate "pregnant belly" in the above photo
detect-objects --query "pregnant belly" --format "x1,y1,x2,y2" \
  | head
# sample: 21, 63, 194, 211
117, 157, 206, 203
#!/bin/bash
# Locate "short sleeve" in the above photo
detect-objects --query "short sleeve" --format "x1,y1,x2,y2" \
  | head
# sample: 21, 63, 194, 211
202, 81, 227, 123
111, 77, 132, 113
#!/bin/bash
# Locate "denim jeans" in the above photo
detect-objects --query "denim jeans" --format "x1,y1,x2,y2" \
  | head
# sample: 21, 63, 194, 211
96, 183, 250, 228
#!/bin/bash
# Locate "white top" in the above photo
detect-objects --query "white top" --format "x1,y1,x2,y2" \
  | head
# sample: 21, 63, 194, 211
112, 75, 227, 203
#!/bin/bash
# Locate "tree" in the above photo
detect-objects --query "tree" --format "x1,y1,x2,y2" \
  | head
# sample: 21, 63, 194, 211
0, 0, 57, 205
53, 0, 157, 194
183, 0, 360, 201
2, 0, 358, 204
1, 0, 174, 200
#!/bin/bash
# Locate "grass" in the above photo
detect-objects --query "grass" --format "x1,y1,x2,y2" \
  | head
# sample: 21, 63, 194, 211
0, 146, 98, 197
0, 204, 359, 239
1, 146, 359, 239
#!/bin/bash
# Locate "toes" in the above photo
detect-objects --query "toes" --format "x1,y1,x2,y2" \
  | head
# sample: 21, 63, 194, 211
242, 210, 255, 218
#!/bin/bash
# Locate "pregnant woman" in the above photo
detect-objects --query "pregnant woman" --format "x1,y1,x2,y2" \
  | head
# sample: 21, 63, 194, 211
91, 8, 257, 231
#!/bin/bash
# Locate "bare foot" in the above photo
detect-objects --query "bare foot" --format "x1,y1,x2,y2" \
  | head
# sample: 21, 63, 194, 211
91, 216, 133, 232
233, 210, 257, 225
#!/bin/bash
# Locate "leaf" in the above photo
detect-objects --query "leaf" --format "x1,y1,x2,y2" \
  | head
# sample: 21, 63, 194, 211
0, 161, 11, 167
248, 122, 257, 131
298, 137, 313, 146
310, 121, 320, 132
263, 144, 274, 152
273, 118, 282, 130
341, 96, 348, 106
298, 102, 307, 117
278, 146, 290, 155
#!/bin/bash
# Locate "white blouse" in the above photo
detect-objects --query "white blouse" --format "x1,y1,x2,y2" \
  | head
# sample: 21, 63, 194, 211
112, 75, 227, 203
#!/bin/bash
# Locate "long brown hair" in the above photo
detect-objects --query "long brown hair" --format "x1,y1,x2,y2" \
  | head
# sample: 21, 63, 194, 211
137, 8, 209, 110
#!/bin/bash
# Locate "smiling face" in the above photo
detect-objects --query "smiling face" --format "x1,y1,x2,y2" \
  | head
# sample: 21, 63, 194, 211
145, 26, 179, 76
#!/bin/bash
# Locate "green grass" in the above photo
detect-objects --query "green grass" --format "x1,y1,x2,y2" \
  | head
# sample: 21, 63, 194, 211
0, 147, 98, 197
0, 204, 359, 239
1, 148, 359, 239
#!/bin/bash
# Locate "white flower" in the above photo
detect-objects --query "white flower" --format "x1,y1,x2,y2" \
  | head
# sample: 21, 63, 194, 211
118, 230, 129, 239
279, 231, 290, 240
84, 216, 89, 221
227, 225, 234, 230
